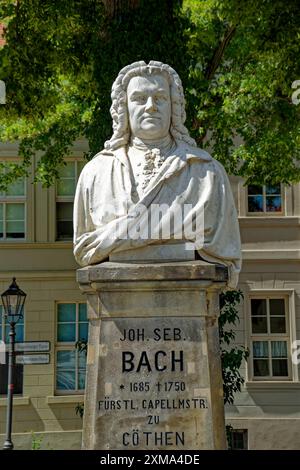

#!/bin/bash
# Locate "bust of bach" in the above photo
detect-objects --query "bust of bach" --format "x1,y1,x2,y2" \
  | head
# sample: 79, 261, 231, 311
73, 61, 241, 288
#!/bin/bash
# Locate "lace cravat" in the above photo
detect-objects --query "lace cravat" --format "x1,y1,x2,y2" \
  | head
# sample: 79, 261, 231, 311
141, 148, 165, 191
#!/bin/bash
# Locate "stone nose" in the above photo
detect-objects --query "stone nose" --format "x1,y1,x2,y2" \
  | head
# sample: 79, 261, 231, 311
145, 96, 157, 112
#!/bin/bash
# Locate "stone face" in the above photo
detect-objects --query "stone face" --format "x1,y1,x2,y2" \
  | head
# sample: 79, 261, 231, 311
79, 261, 227, 450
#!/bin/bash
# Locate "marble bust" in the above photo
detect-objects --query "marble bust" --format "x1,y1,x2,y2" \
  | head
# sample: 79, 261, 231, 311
73, 61, 241, 287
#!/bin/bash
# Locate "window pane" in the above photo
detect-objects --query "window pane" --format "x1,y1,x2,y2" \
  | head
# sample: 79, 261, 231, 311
269, 299, 285, 316
58, 303, 76, 322
266, 196, 282, 212
251, 299, 267, 316
253, 341, 268, 358
57, 201, 73, 219
56, 370, 76, 390
57, 350, 75, 368
6, 221, 25, 238
79, 303, 87, 322
59, 162, 75, 178
78, 350, 87, 368
6, 178, 25, 196
6, 203, 24, 220
56, 202, 73, 240
57, 221, 73, 239
79, 322, 88, 341
266, 184, 281, 195
231, 431, 248, 450
272, 359, 288, 376
57, 179, 76, 197
271, 341, 287, 358
57, 324, 76, 342
253, 359, 269, 376
251, 316, 268, 333
78, 370, 86, 390
270, 317, 286, 333
248, 185, 263, 195
56, 350, 76, 390
248, 195, 263, 212
57, 163, 76, 197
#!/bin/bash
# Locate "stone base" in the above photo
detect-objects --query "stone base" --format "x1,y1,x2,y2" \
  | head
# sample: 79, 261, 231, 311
77, 261, 228, 450
109, 243, 195, 262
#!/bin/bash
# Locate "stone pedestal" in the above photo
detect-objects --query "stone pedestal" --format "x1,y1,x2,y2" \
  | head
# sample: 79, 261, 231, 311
77, 260, 228, 450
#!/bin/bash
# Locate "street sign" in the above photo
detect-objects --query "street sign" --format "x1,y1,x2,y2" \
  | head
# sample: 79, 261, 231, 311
15, 354, 50, 365
14, 341, 50, 353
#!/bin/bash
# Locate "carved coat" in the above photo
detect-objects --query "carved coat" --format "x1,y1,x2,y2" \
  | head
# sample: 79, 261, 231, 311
73, 143, 241, 288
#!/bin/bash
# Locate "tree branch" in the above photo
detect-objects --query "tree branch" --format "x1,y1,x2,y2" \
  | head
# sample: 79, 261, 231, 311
205, 24, 236, 80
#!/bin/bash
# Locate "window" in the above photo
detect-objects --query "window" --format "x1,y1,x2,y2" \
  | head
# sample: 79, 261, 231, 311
247, 184, 282, 214
229, 429, 248, 450
55, 302, 88, 394
0, 176, 26, 240
56, 161, 85, 240
0, 305, 24, 395
250, 297, 290, 379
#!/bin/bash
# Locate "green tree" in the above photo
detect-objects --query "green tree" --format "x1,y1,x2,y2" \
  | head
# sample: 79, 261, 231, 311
184, 0, 300, 183
0, 0, 300, 189
0, 0, 189, 189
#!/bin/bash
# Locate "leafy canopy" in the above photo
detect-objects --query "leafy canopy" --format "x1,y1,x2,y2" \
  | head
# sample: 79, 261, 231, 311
0, 0, 299, 190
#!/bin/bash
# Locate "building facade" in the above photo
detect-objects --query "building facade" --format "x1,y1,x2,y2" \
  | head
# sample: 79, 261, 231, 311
0, 141, 300, 449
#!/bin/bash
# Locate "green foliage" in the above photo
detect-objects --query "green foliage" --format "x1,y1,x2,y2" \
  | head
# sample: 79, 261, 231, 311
30, 431, 43, 450
184, 0, 300, 184
219, 289, 249, 405
225, 424, 234, 449
0, 0, 189, 189
0, 1, 299, 189
75, 339, 88, 355
75, 339, 87, 418
75, 402, 85, 419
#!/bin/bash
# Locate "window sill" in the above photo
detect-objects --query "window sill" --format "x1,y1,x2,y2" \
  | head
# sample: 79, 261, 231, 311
245, 381, 300, 391
0, 396, 30, 406
46, 395, 84, 404
239, 216, 300, 227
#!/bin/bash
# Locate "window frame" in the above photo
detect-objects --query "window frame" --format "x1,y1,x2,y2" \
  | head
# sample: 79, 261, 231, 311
246, 290, 297, 382
55, 159, 85, 242
55, 301, 88, 396
0, 173, 27, 241
229, 429, 248, 450
246, 184, 284, 216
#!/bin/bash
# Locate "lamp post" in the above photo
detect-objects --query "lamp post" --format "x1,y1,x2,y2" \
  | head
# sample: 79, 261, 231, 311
1, 278, 26, 450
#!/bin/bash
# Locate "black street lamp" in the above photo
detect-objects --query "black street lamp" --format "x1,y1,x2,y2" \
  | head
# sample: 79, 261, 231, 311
1, 278, 26, 450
